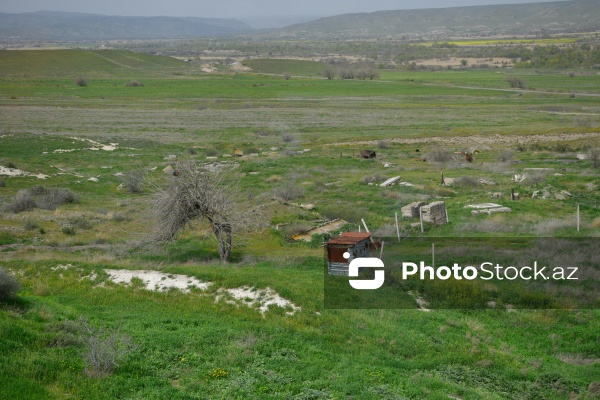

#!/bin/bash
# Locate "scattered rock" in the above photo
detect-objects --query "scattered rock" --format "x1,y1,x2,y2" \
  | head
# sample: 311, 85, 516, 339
443, 177, 456, 186
478, 178, 496, 185
532, 188, 551, 199
576, 154, 588, 160
380, 176, 401, 187
471, 207, 512, 215
491, 192, 502, 199
162, 165, 175, 175
514, 174, 527, 183
465, 203, 503, 210
164, 154, 177, 160
88, 177, 99, 182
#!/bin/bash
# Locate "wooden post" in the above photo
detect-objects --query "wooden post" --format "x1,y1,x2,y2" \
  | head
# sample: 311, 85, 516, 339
358, 224, 361, 232
419, 208, 424, 233
361, 218, 374, 243
395, 212, 400, 242
380, 241, 385, 259
577, 204, 580, 232
445, 208, 449, 224
511, 188, 515, 201
361, 218, 370, 233
441, 170, 445, 185
432, 242, 435, 269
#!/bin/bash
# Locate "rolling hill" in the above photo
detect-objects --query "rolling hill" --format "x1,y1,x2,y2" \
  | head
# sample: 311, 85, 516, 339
0, 11, 254, 41
278, 0, 600, 38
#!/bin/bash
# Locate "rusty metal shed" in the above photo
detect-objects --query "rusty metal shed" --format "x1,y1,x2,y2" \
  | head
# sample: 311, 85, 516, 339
326, 232, 372, 276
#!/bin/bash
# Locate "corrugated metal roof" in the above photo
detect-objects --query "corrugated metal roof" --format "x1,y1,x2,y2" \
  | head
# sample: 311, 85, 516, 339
326, 232, 372, 245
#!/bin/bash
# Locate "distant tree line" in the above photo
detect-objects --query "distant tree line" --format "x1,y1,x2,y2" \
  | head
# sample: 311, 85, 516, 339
116, 38, 600, 69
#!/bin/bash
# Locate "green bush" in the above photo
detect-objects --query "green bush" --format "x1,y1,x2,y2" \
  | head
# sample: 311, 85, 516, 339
0, 267, 21, 301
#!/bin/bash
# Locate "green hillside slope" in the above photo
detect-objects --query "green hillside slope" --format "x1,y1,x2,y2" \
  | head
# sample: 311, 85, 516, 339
280, 0, 600, 38
0, 49, 187, 77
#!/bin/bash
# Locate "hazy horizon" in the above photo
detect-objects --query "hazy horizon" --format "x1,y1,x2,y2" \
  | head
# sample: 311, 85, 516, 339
0, 0, 565, 19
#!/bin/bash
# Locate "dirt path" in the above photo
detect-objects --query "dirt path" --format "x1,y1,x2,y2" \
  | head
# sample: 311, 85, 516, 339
326, 132, 600, 147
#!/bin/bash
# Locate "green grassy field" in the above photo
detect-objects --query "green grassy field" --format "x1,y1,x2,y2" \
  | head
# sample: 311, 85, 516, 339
242, 59, 327, 77
1, 51, 599, 399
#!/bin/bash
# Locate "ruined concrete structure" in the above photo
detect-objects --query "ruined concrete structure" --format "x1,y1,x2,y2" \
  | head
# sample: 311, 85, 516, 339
401, 201, 425, 218
421, 201, 447, 225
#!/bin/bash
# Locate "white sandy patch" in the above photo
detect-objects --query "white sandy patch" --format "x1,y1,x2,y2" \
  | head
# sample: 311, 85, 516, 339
104, 269, 212, 292
49, 264, 301, 315
88, 177, 99, 182
216, 286, 301, 316
0, 165, 49, 179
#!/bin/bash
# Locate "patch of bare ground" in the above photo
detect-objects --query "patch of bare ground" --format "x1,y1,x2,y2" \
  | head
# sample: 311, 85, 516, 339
327, 132, 600, 148
556, 353, 600, 366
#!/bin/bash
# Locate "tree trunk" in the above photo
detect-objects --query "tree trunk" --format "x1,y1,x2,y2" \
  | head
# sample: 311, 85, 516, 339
213, 223, 232, 263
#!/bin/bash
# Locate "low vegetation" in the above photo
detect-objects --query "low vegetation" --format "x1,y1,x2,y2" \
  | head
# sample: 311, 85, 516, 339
0, 46, 599, 399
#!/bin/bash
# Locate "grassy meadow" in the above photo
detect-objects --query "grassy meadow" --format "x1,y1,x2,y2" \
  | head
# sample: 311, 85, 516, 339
0, 49, 599, 399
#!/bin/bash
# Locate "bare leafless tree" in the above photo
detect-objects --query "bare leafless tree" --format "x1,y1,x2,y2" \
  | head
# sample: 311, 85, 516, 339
152, 160, 260, 262
323, 67, 336, 80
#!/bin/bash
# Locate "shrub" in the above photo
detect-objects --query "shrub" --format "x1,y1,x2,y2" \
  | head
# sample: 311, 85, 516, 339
80, 320, 135, 378
524, 172, 549, 186
187, 147, 198, 155
377, 140, 390, 149
120, 170, 145, 194
0, 267, 21, 301
500, 151, 513, 163
5, 190, 36, 213
37, 188, 75, 210
62, 226, 76, 235
575, 117, 592, 128
281, 134, 295, 143
125, 80, 144, 87
282, 73, 291, 80
69, 217, 93, 230
273, 184, 303, 203
0, 180, 5, 187
205, 148, 219, 157
320, 204, 365, 224
75, 77, 88, 87
506, 77, 525, 89
427, 148, 453, 163
590, 148, 600, 168
23, 219, 40, 231
6, 162, 17, 169
280, 223, 311, 241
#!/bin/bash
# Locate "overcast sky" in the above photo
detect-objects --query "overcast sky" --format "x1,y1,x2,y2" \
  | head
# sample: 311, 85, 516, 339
0, 0, 562, 18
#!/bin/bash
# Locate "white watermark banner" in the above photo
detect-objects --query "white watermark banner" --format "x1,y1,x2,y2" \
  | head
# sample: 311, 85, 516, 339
324, 237, 599, 309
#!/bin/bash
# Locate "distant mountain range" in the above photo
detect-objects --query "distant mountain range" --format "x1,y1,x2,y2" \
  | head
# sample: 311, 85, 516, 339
1, 0, 599, 42
279, 0, 600, 38
0, 11, 254, 40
